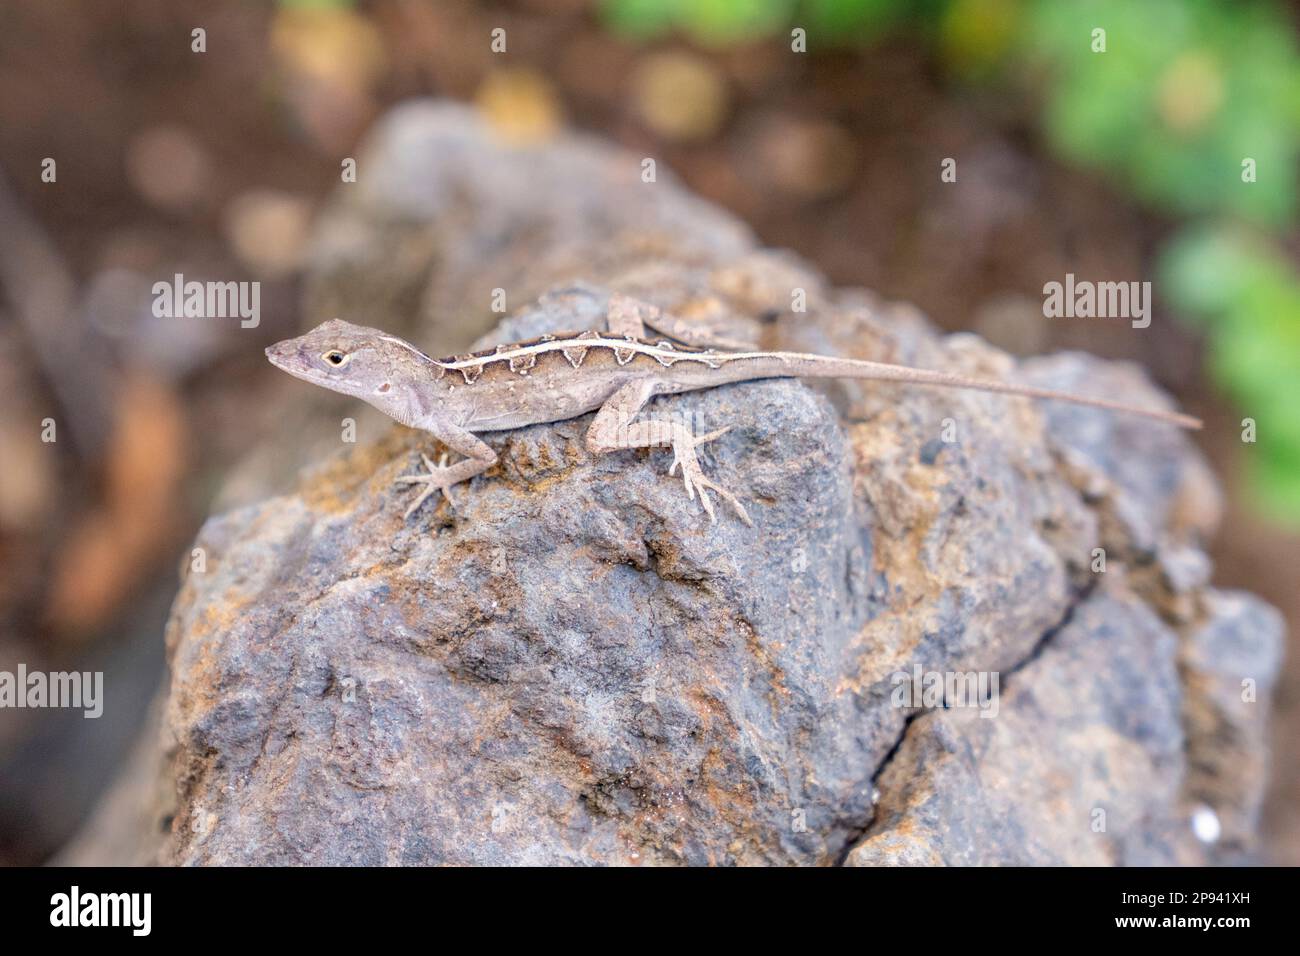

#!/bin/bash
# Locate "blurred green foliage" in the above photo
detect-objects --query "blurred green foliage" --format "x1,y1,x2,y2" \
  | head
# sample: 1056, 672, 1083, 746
602, 0, 789, 43
601, 0, 919, 45
1024, 0, 1298, 228
602, 0, 1300, 521
1163, 227, 1300, 516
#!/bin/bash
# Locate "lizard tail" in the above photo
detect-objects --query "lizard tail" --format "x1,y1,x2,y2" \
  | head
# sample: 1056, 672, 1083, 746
724, 352, 1203, 430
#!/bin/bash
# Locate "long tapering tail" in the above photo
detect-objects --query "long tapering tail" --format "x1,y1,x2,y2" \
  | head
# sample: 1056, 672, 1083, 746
720, 351, 1202, 430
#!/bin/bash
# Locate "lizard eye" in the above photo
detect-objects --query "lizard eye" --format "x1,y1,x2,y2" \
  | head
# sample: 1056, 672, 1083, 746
322, 350, 349, 367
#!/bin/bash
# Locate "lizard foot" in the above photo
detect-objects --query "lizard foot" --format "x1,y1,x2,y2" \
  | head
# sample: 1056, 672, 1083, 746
394, 452, 457, 519
667, 426, 753, 526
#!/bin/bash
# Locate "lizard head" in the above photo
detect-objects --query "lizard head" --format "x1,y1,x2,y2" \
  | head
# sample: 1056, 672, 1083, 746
266, 319, 439, 424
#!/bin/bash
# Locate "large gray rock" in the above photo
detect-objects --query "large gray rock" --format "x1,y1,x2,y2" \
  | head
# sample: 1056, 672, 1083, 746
80, 101, 1284, 865
161, 289, 1280, 864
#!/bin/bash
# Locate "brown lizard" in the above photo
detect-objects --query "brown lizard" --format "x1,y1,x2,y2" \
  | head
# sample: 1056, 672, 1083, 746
266, 294, 1201, 526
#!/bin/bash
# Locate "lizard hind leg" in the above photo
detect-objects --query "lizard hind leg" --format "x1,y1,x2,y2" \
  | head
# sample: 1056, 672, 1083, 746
605, 293, 756, 351
604, 293, 651, 338
665, 424, 751, 525
586, 379, 753, 526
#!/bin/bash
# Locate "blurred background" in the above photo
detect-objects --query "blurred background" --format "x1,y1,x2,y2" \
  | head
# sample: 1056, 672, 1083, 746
0, 0, 1296, 864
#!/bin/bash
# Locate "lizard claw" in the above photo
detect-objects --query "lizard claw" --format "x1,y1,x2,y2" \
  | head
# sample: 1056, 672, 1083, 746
694, 425, 732, 445
394, 451, 457, 519
686, 470, 751, 526
670, 425, 731, 478
669, 429, 752, 526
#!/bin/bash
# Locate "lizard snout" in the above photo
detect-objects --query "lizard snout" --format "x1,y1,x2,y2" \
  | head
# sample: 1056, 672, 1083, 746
265, 341, 293, 368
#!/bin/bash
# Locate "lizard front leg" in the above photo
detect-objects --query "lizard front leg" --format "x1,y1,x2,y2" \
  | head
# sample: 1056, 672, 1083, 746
394, 424, 497, 519
586, 379, 752, 525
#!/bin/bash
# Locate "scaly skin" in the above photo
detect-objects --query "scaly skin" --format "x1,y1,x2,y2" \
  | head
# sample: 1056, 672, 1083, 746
266, 294, 1201, 524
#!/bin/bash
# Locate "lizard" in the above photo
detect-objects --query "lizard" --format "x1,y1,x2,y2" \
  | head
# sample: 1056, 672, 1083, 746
265, 294, 1202, 526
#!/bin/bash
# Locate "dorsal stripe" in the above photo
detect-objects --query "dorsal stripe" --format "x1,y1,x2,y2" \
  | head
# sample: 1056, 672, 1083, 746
438, 333, 728, 371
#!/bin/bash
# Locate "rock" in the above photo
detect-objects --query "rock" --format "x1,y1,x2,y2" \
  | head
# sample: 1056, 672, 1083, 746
1179, 591, 1284, 862
83, 100, 1284, 865
847, 583, 1193, 866
166, 346, 873, 864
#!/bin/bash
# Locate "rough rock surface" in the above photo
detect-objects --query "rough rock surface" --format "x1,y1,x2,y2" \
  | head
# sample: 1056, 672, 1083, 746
92, 101, 1285, 865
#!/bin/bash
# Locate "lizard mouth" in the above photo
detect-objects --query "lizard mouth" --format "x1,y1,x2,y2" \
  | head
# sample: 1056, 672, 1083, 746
264, 343, 294, 372
265, 342, 322, 383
